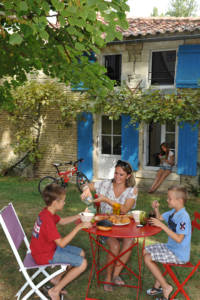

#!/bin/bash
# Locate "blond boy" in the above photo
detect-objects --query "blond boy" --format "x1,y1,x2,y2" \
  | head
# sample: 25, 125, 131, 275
144, 186, 191, 300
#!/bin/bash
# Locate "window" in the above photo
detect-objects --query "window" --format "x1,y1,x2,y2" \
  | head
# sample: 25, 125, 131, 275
150, 50, 176, 86
104, 54, 121, 85
101, 116, 121, 155
144, 121, 177, 167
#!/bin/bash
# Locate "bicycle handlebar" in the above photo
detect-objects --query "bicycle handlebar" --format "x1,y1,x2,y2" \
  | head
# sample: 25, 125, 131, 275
53, 158, 84, 168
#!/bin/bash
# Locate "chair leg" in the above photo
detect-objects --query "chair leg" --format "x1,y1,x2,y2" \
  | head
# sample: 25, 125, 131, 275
164, 265, 190, 300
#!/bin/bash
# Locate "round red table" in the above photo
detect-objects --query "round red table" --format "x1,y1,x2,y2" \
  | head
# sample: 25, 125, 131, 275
83, 218, 162, 300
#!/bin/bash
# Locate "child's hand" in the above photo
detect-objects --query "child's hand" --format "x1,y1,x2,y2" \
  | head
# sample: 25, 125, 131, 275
149, 217, 163, 228
80, 221, 92, 229
152, 200, 159, 209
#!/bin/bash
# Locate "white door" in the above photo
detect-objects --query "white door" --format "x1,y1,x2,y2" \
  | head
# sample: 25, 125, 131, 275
97, 115, 121, 179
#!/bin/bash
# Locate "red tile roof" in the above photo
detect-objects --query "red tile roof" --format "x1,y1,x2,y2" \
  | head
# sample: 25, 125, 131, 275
120, 17, 200, 38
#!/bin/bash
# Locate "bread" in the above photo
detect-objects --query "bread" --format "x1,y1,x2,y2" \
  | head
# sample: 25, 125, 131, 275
97, 225, 112, 231
94, 215, 108, 221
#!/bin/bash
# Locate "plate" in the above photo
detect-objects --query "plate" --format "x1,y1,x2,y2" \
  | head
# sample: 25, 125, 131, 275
113, 220, 130, 226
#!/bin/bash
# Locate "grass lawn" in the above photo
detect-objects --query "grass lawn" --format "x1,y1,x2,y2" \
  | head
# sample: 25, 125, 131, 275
0, 176, 200, 300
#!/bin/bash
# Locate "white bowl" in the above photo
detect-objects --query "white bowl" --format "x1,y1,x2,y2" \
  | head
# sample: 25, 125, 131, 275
79, 212, 94, 222
131, 210, 145, 223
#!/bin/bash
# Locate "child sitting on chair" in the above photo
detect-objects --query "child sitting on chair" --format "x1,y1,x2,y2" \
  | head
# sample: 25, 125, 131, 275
143, 185, 191, 300
30, 183, 92, 300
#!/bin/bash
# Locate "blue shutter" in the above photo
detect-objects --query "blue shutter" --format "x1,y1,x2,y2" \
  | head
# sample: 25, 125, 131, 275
121, 115, 139, 171
176, 45, 200, 88
77, 112, 93, 180
177, 122, 199, 176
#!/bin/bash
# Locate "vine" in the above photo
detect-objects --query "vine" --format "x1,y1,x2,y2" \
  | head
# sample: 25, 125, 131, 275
1, 81, 200, 175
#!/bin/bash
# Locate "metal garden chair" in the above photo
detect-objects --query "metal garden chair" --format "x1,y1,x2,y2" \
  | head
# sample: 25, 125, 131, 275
162, 211, 200, 300
0, 203, 69, 300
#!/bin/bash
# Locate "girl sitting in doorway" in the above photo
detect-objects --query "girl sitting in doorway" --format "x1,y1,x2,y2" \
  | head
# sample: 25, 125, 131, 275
149, 142, 174, 193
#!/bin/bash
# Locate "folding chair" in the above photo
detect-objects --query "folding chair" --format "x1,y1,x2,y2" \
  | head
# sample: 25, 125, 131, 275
162, 211, 200, 300
0, 203, 70, 300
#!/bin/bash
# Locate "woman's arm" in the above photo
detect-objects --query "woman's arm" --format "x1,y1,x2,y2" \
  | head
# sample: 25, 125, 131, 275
80, 182, 95, 200
165, 152, 174, 166
93, 187, 138, 214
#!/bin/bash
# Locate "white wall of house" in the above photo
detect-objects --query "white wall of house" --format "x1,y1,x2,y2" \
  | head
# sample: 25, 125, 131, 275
97, 38, 199, 191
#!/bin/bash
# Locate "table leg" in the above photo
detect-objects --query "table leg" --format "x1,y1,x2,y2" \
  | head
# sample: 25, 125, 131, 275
85, 234, 100, 300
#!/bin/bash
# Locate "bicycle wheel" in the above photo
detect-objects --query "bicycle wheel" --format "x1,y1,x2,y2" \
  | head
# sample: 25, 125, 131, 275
38, 176, 59, 194
76, 171, 90, 192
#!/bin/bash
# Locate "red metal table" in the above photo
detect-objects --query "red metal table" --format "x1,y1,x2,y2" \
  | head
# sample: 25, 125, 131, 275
83, 218, 162, 300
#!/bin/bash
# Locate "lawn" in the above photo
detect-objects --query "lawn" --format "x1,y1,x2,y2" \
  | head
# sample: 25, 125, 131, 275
0, 176, 200, 300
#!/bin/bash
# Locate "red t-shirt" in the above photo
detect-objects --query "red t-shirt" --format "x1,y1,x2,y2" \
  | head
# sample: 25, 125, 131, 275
30, 208, 61, 264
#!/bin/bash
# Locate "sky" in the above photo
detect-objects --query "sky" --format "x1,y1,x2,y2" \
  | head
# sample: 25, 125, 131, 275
126, 0, 200, 17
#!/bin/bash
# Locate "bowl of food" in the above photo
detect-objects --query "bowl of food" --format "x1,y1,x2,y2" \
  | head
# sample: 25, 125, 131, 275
131, 210, 146, 223
79, 212, 95, 222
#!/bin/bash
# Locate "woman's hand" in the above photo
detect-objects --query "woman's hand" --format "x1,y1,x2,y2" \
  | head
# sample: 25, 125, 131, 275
81, 186, 91, 200
93, 194, 108, 203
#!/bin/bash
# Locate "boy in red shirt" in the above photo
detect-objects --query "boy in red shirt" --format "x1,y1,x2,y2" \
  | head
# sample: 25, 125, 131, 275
30, 183, 92, 300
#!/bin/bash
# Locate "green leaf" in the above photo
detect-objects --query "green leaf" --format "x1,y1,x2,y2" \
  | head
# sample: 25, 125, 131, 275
18, 1, 28, 11
39, 30, 49, 40
75, 42, 85, 51
9, 33, 23, 45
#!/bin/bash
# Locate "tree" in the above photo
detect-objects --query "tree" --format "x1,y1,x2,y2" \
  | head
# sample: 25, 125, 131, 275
166, 0, 198, 17
0, 0, 129, 107
151, 7, 165, 17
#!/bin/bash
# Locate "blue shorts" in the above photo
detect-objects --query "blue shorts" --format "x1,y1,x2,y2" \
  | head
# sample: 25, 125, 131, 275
160, 165, 172, 171
49, 245, 83, 267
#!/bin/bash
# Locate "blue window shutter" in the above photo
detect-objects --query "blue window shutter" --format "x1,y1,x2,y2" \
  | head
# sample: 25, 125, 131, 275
177, 122, 199, 176
176, 45, 200, 88
121, 115, 139, 171
77, 112, 93, 180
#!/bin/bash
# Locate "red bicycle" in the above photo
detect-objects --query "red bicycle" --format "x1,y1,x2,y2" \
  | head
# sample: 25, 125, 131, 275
38, 158, 90, 194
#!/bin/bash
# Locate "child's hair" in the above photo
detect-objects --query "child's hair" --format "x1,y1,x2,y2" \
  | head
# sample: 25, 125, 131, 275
42, 183, 66, 206
114, 160, 135, 187
160, 142, 170, 159
168, 185, 188, 204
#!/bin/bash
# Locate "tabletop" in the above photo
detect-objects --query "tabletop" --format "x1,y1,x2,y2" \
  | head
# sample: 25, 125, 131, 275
83, 219, 162, 238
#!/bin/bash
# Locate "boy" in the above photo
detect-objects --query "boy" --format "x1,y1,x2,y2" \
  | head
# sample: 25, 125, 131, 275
30, 183, 92, 300
144, 185, 191, 300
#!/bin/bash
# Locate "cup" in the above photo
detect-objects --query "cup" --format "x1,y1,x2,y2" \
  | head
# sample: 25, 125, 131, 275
113, 203, 121, 215
139, 211, 147, 225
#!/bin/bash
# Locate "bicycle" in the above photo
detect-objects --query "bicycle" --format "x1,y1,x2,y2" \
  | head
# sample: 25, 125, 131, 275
38, 158, 90, 194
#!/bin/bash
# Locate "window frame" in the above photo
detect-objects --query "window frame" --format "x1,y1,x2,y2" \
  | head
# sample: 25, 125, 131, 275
100, 115, 122, 156
103, 53, 122, 86
149, 49, 177, 88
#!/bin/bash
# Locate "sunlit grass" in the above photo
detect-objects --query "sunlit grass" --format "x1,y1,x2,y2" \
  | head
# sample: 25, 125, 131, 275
0, 177, 200, 299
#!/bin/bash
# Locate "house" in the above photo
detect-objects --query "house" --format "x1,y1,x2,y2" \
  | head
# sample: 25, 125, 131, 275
0, 17, 200, 192
77, 17, 200, 191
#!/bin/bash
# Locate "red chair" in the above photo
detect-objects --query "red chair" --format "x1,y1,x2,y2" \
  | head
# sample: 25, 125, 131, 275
162, 211, 200, 300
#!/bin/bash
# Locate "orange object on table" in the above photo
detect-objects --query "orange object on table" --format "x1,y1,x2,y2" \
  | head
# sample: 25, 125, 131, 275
83, 218, 162, 300
113, 202, 121, 215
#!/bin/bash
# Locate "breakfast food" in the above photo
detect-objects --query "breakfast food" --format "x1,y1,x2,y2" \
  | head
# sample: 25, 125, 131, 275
94, 215, 108, 221
108, 215, 130, 225
97, 225, 112, 231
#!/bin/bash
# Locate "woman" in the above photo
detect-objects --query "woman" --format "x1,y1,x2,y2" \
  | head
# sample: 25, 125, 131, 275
149, 142, 174, 193
81, 160, 138, 292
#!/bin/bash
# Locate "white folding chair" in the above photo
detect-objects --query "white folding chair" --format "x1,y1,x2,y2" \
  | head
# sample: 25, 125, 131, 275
0, 203, 70, 300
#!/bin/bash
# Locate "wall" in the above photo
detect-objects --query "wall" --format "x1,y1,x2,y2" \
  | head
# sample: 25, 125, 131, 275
98, 38, 200, 191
